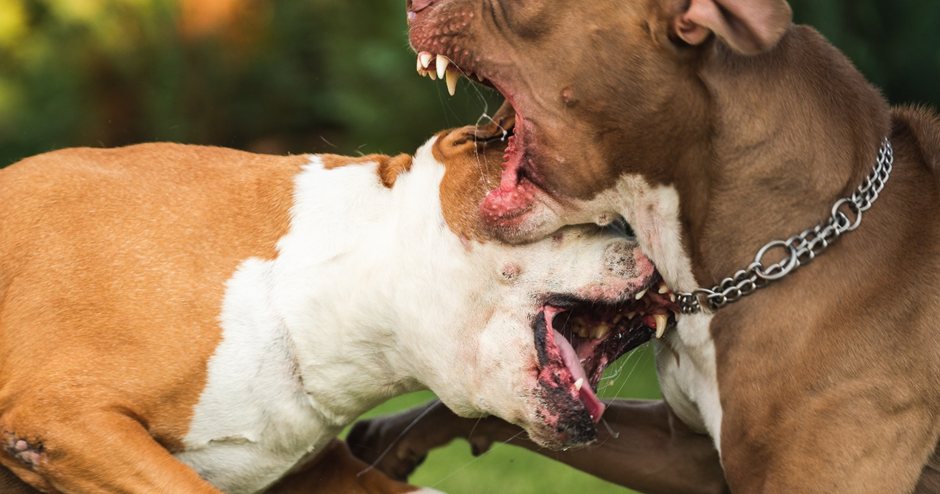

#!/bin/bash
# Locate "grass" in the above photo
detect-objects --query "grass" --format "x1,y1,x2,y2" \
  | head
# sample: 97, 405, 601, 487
344, 344, 662, 494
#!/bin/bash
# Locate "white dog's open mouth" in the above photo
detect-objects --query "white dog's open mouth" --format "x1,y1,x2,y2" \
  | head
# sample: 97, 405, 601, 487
534, 277, 678, 424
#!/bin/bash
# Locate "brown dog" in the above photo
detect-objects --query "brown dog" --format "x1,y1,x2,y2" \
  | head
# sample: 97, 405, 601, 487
350, 0, 940, 492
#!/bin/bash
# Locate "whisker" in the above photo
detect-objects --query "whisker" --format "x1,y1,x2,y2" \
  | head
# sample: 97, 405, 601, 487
608, 343, 650, 398
428, 430, 527, 488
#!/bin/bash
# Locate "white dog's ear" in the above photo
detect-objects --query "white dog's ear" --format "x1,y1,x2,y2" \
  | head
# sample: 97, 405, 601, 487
673, 0, 792, 55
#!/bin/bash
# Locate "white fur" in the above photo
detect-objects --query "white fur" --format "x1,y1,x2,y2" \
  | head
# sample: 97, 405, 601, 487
178, 139, 647, 492
575, 178, 724, 449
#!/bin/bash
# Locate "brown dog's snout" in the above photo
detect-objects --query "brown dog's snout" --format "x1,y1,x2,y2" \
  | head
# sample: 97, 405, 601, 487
408, 0, 439, 14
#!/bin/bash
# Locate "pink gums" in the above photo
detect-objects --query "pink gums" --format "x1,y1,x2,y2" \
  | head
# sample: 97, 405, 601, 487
479, 115, 539, 228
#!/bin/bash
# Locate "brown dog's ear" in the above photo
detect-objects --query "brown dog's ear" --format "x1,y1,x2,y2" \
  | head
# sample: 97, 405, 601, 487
674, 0, 792, 55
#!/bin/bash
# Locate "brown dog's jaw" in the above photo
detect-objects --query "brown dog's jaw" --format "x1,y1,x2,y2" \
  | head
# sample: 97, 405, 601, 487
407, 0, 562, 235
415, 44, 554, 235
405, 0, 702, 240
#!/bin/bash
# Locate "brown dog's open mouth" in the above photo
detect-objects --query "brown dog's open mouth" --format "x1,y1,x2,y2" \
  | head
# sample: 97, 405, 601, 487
414, 50, 542, 224
535, 278, 678, 423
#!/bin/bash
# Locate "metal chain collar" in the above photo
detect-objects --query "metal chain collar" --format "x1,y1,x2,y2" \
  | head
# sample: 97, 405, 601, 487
676, 138, 894, 315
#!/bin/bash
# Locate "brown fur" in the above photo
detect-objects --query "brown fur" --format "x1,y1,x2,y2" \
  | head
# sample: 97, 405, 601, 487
0, 144, 303, 491
267, 440, 418, 494
350, 1, 940, 491
432, 129, 505, 241
0, 140, 457, 491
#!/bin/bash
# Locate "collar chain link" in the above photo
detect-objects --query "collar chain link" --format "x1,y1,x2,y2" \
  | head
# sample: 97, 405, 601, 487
676, 138, 894, 315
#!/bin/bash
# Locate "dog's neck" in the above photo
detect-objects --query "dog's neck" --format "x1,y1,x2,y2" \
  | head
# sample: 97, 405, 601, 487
265, 154, 495, 427
673, 27, 893, 287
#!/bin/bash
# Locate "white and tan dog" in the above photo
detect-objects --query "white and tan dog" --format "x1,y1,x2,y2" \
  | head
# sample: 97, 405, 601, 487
0, 126, 657, 493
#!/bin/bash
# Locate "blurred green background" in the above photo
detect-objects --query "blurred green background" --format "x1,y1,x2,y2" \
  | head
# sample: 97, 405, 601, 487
0, 1, 938, 168
0, 1, 937, 492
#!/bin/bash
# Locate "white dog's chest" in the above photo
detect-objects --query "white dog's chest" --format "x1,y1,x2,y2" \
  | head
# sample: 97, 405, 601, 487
174, 258, 335, 494
177, 424, 330, 494
654, 315, 722, 446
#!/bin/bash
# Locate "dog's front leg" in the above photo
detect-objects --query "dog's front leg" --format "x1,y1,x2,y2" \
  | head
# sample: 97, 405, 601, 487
348, 400, 727, 494
1, 410, 220, 493
266, 439, 434, 494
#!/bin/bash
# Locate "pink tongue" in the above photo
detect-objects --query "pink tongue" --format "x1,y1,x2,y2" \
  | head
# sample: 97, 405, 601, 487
553, 329, 606, 422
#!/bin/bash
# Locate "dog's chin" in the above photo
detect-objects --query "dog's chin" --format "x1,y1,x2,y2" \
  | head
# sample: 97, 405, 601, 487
525, 419, 597, 451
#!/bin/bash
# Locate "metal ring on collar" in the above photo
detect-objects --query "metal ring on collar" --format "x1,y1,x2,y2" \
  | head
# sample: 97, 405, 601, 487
753, 240, 799, 281
832, 198, 863, 231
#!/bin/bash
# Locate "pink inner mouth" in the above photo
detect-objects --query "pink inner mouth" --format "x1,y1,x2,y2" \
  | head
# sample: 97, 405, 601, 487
534, 281, 680, 426
498, 112, 526, 190
479, 102, 542, 228
542, 307, 606, 422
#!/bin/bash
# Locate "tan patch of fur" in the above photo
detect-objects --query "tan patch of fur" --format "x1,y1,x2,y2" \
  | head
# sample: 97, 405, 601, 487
0, 143, 305, 490
431, 129, 504, 242
320, 153, 414, 188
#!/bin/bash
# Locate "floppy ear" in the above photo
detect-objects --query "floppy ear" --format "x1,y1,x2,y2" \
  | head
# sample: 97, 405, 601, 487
674, 0, 792, 55
377, 154, 413, 188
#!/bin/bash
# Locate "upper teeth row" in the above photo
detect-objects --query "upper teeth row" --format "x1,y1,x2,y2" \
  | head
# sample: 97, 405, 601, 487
415, 51, 477, 96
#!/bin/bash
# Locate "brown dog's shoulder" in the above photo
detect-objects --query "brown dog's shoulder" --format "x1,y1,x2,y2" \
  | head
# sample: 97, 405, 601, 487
892, 105, 940, 172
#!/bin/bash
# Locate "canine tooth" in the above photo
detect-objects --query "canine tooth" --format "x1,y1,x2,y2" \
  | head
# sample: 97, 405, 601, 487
575, 378, 584, 391
635, 288, 648, 300
626, 311, 637, 320
669, 294, 677, 302
654, 314, 669, 339
658, 282, 669, 294
476, 73, 485, 82
436, 54, 450, 79
592, 324, 610, 339
445, 67, 459, 96
419, 52, 433, 69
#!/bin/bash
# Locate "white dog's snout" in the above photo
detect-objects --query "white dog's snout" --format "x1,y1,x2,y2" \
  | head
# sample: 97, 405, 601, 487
603, 241, 640, 278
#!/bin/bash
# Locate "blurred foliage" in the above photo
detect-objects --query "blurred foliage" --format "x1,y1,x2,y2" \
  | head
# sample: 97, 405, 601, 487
1, 1, 938, 167
790, 1, 940, 109
0, 0, 495, 166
